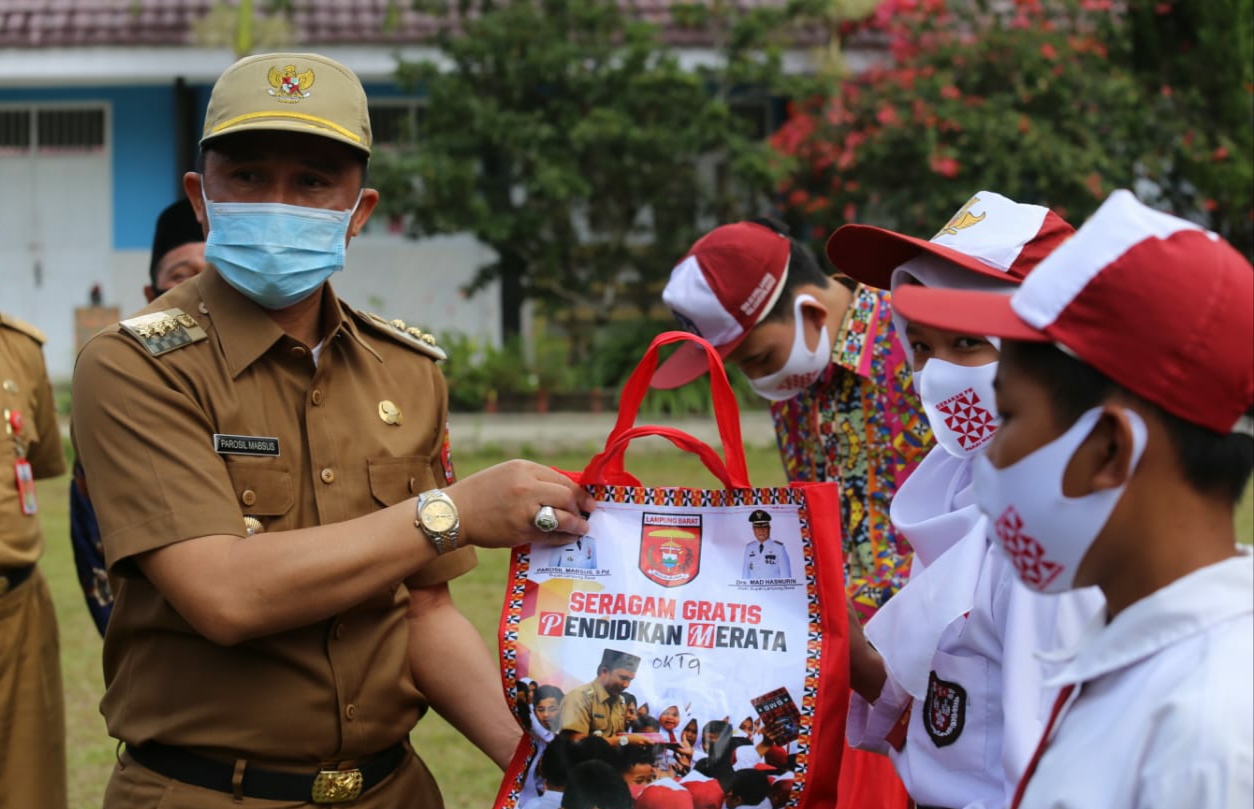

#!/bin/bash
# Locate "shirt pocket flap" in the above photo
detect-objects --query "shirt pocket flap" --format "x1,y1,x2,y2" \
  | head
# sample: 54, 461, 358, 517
368, 455, 437, 508
224, 464, 294, 517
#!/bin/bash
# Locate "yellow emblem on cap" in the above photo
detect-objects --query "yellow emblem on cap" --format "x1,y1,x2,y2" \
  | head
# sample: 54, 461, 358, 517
267, 64, 316, 103
934, 195, 986, 238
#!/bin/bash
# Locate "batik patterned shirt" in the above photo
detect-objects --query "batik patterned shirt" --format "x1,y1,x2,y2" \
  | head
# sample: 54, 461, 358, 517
770, 285, 932, 618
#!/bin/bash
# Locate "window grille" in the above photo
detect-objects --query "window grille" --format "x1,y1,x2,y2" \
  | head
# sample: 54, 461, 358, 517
36, 108, 106, 152
0, 109, 32, 153
369, 102, 425, 147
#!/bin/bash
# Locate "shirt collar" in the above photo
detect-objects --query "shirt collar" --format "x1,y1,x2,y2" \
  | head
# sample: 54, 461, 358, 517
591, 680, 617, 705
1044, 551, 1253, 687
198, 267, 372, 377
830, 283, 888, 378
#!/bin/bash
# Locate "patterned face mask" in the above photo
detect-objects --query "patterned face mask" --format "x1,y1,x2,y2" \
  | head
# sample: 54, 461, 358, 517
747, 295, 831, 402
973, 407, 1147, 593
914, 358, 1000, 459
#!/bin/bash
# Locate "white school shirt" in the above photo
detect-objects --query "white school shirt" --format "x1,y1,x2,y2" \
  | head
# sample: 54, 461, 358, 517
1017, 552, 1253, 809
847, 448, 1104, 809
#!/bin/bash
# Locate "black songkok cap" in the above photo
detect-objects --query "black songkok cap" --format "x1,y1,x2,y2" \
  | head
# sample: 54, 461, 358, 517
149, 198, 205, 281
600, 648, 641, 673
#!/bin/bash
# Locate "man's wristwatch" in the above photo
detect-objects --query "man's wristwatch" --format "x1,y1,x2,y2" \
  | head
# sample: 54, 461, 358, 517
618, 734, 630, 747
415, 489, 461, 554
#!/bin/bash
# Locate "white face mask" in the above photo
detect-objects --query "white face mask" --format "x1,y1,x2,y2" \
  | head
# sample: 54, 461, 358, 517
747, 294, 831, 402
915, 359, 1000, 459
972, 407, 1148, 594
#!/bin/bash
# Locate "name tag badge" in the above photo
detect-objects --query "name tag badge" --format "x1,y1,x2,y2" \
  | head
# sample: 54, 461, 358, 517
14, 458, 37, 515
213, 434, 280, 457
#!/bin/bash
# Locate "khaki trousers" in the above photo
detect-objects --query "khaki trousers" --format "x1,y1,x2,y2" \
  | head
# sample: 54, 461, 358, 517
103, 743, 444, 809
0, 567, 68, 809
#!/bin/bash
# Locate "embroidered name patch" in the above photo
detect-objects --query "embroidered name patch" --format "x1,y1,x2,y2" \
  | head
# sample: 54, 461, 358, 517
213, 434, 280, 457
923, 670, 967, 747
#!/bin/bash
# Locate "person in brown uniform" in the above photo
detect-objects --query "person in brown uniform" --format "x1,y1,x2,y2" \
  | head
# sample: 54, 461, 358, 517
0, 312, 68, 809
560, 649, 642, 745
71, 52, 594, 808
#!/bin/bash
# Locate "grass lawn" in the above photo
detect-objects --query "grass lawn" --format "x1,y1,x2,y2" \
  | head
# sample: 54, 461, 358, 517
39, 447, 1254, 808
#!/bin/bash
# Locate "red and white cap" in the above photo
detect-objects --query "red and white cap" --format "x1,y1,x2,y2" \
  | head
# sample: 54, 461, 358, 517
637, 779, 696, 809
894, 190, 1254, 435
655, 222, 791, 389
827, 190, 1075, 289
680, 775, 726, 809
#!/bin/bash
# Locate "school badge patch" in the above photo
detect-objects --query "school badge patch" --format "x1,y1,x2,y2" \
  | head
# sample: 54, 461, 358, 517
923, 670, 967, 747
639, 512, 701, 588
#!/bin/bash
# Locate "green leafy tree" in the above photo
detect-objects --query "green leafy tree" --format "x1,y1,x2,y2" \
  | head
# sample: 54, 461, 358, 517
372, 0, 827, 361
1119, 0, 1253, 253
772, 0, 1251, 255
192, 0, 295, 56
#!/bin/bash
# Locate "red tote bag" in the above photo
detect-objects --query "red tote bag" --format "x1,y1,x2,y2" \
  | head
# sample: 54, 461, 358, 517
494, 332, 849, 807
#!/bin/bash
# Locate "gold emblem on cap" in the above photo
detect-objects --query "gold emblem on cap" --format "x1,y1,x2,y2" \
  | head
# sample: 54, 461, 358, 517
934, 195, 986, 238
379, 400, 403, 426
267, 64, 315, 102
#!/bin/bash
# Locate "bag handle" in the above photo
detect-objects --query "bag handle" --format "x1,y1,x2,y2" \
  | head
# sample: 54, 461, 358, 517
583, 425, 748, 490
605, 331, 749, 484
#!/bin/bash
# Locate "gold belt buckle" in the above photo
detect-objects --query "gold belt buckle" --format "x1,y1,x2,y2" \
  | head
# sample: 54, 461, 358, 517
311, 768, 363, 804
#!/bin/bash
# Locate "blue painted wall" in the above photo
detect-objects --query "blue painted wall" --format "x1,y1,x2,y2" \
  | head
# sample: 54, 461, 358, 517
0, 84, 193, 249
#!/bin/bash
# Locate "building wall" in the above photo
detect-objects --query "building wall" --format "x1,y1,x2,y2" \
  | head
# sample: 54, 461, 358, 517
0, 80, 500, 380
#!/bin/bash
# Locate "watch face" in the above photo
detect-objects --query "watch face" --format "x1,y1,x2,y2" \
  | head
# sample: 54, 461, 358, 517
422, 499, 457, 533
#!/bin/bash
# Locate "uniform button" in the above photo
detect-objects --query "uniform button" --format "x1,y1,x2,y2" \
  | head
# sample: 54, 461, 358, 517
311, 389, 324, 406
291, 345, 308, 358
345, 704, 357, 720
241, 489, 257, 506
320, 468, 336, 484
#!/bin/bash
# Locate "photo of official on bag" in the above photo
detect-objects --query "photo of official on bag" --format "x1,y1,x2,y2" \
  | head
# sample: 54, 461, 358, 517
493, 333, 849, 809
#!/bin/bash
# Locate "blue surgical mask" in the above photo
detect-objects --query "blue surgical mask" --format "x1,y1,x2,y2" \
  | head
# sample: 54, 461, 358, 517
202, 189, 360, 310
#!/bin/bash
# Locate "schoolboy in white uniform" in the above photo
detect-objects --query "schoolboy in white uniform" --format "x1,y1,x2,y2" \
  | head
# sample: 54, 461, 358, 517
894, 189, 1253, 809
829, 191, 1106, 808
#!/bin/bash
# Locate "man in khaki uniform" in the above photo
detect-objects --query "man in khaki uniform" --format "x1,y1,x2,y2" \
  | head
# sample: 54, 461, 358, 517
0, 312, 68, 809
559, 648, 640, 743
72, 52, 594, 808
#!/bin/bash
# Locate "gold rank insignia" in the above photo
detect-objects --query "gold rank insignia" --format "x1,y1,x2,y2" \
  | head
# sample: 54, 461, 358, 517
359, 312, 448, 362
119, 309, 208, 356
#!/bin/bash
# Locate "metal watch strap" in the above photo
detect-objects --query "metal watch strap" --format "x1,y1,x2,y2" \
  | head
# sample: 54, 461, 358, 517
415, 489, 460, 555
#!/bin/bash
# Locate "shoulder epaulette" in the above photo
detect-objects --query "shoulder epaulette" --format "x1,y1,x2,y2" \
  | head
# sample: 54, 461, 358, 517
0, 313, 47, 345
357, 312, 447, 362
118, 308, 208, 357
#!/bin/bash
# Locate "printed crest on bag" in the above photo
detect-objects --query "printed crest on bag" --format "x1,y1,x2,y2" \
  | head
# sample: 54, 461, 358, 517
923, 670, 967, 747
639, 513, 702, 587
